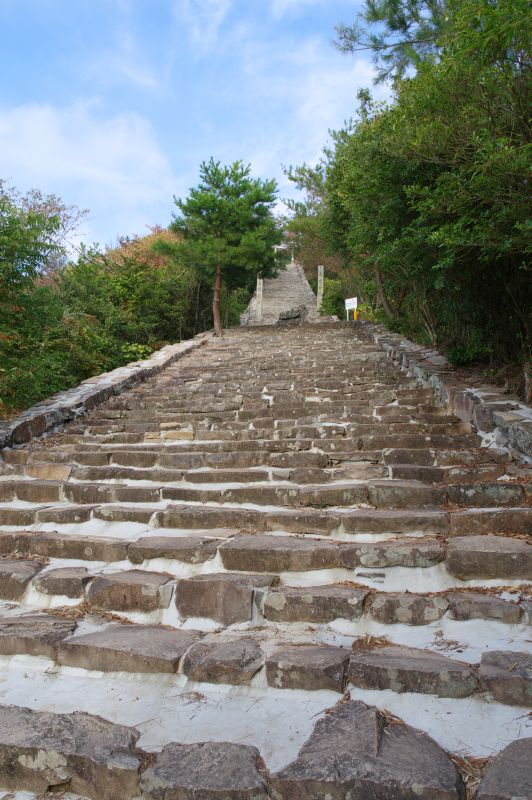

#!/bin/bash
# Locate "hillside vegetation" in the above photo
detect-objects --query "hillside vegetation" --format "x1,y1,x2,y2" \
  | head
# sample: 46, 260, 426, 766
286, 0, 531, 397
0, 163, 282, 416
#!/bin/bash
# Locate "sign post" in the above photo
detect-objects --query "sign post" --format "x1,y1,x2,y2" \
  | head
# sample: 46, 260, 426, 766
316, 265, 324, 310
256, 276, 264, 322
345, 297, 358, 321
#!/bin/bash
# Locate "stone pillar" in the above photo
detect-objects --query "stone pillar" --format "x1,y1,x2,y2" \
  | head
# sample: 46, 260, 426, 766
256, 276, 264, 322
316, 265, 324, 310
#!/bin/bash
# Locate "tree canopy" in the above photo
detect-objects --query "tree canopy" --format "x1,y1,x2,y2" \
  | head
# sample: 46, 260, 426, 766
171, 159, 283, 336
1, 161, 283, 414
335, 0, 447, 83
290, 0, 531, 396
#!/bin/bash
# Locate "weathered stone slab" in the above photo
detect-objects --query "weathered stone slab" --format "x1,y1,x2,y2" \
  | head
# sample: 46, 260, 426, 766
355, 539, 445, 568
0, 506, 39, 525
26, 461, 73, 481
271, 699, 465, 799
368, 480, 446, 508
449, 507, 532, 535
182, 636, 263, 684
477, 738, 532, 800
175, 573, 277, 626
0, 530, 128, 562
0, 559, 42, 599
259, 585, 368, 623
340, 508, 448, 534
0, 613, 77, 658
86, 570, 173, 611
297, 483, 368, 507
479, 650, 532, 706
369, 592, 448, 625
266, 644, 349, 691
14, 480, 63, 503
58, 624, 201, 673
348, 645, 477, 698
34, 566, 90, 598
447, 592, 522, 623
446, 536, 532, 580
140, 741, 269, 800
0, 704, 141, 799
389, 464, 444, 482
159, 505, 265, 532
128, 535, 219, 564
219, 535, 351, 573
266, 508, 338, 535
447, 483, 525, 507
93, 505, 155, 524
382, 448, 434, 466
36, 504, 95, 524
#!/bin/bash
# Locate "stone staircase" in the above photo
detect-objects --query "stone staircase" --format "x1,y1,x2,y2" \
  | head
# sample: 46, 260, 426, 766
242, 260, 321, 325
0, 322, 530, 799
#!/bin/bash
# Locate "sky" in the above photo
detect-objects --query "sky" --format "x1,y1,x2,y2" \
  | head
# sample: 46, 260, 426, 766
0, 0, 388, 248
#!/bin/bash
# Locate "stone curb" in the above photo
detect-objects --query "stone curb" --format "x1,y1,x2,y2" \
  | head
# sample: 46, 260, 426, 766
0, 333, 212, 450
357, 322, 532, 462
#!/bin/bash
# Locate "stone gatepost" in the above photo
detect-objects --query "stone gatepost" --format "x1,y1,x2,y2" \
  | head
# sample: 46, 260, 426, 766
316, 265, 324, 310
256, 276, 264, 322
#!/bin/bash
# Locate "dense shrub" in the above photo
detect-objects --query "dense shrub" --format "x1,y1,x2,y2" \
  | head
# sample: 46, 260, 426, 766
288, 0, 531, 393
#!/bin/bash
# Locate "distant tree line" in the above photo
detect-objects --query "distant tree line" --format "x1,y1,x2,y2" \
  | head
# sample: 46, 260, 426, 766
285, 0, 531, 397
0, 163, 283, 416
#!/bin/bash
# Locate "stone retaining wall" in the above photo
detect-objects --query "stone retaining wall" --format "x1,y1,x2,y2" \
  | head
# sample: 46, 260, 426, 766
358, 321, 532, 461
0, 333, 211, 449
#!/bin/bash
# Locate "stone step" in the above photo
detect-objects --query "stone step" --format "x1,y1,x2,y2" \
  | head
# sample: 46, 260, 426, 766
218, 534, 445, 573
1, 320, 531, 788
2, 553, 527, 628
7, 477, 525, 510
0, 704, 141, 799
477, 739, 532, 800
1, 700, 529, 800
348, 643, 478, 698
69, 465, 294, 483
182, 636, 263, 684
86, 570, 174, 612
266, 644, 349, 691
0, 608, 528, 706
271, 699, 466, 800
479, 650, 532, 706
58, 623, 202, 673
0, 530, 130, 562
175, 573, 278, 626
0, 613, 77, 658
0, 559, 43, 599
447, 536, 532, 580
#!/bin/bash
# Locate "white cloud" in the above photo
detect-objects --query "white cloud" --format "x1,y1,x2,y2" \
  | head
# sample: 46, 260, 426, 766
172, 0, 233, 51
0, 101, 179, 246
230, 35, 386, 200
269, 0, 324, 21
88, 30, 160, 90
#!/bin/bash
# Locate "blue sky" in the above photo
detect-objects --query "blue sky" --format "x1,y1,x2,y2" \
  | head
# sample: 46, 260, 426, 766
0, 0, 386, 247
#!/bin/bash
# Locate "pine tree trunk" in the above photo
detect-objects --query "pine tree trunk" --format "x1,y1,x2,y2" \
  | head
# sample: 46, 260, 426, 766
213, 264, 223, 337
375, 269, 394, 321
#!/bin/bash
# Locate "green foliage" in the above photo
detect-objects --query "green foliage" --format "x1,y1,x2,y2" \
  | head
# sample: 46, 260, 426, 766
121, 343, 155, 362
320, 278, 346, 318
0, 159, 284, 414
171, 159, 283, 335
293, 0, 531, 384
173, 159, 281, 287
220, 286, 253, 328
282, 164, 345, 282
0, 209, 205, 415
335, 0, 448, 83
